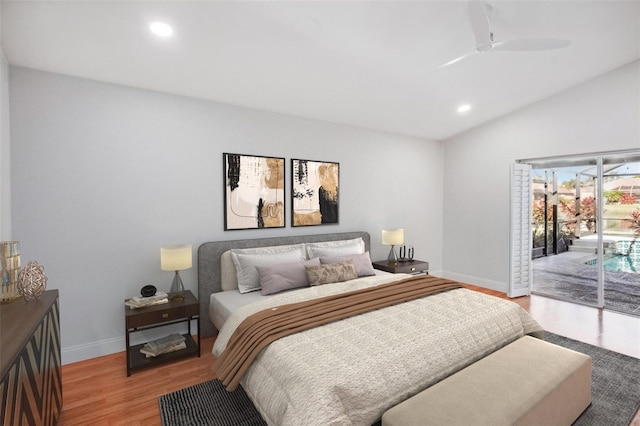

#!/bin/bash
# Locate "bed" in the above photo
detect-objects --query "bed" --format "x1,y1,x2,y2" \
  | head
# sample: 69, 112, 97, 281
198, 231, 544, 426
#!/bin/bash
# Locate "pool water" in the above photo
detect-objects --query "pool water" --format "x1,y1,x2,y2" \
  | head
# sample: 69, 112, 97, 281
586, 254, 640, 274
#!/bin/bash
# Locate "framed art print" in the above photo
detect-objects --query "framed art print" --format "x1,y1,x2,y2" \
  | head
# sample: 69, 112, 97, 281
291, 159, 339, 227
224, 153, 285, 230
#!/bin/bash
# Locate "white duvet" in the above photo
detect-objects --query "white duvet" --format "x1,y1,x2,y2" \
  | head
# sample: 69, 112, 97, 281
213, 274, 544, 426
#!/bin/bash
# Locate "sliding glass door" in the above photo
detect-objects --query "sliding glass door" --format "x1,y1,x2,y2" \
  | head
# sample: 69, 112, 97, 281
600, 154, 640, 315
530, 159, 601, 306
515, 150, 640, 316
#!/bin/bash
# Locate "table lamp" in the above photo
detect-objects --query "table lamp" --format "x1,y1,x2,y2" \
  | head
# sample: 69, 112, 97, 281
161, 244, 192, 301
382, 229, 404, 264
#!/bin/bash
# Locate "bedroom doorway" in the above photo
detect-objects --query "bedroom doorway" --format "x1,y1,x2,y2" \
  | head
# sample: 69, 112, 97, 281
512, 150, 640, 316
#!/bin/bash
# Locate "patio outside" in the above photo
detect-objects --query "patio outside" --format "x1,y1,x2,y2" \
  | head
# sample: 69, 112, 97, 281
531, 164, 640, 316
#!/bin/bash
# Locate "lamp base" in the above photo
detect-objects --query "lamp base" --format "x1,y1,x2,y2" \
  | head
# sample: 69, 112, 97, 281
169, 271, 185, 301
387, 245, 398, 264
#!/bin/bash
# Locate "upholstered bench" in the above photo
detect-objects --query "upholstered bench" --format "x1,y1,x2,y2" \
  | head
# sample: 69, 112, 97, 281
382, 335, 592, 426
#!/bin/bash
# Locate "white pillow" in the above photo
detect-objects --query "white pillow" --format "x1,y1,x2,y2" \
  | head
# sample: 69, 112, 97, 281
220, 251, 239, 291
306, 238, 365, 259
230, 245, 307, 293
222, 245, 304, 291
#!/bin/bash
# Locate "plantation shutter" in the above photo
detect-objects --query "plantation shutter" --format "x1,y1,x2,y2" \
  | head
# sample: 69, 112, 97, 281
509, 163, 532, 297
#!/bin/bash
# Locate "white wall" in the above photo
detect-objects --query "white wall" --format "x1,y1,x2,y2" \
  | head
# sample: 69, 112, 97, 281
442, 60, 640, 292
0, 50, 10, 241
9, 67, 444, 363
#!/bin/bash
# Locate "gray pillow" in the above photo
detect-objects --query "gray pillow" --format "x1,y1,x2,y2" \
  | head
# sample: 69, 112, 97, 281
319, 251, 376, 277
305, 261, 358, 286
256, 258, 321, 295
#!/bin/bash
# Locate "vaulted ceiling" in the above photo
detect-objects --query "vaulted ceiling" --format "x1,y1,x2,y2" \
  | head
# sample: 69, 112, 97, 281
2, 1, 639, 140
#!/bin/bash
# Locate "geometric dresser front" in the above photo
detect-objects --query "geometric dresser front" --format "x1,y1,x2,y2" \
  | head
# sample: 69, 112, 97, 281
1, 290, 62, 425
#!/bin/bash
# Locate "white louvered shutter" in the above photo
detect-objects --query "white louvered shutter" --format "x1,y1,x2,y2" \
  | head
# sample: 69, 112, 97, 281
509, 163, 532, 297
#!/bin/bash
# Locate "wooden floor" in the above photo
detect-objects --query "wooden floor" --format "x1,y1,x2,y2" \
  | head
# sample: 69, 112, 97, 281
464, 284, 640, 359
59, 288, 640, 426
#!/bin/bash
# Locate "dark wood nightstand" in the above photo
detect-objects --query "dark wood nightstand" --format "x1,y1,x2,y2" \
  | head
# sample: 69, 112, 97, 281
124, 290, 200, 376
372, 259, 429, 275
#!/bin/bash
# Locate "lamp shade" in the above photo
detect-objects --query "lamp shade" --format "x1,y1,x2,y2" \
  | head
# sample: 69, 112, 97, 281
160, 244, 192, 271
382, 229, 404, 246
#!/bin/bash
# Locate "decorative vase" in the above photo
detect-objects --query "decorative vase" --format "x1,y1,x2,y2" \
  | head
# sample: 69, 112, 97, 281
18, 261, 48, 301
1, 241, 22, 302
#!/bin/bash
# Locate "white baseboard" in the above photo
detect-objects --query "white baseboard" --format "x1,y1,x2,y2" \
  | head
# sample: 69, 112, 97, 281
62, 336, 124, 365
61, 319, 199, 365
438, 270, 508, 294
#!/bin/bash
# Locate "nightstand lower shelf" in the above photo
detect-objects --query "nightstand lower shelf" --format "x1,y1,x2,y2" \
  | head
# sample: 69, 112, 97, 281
128, 333, 199, 372
125, 290, 200, 376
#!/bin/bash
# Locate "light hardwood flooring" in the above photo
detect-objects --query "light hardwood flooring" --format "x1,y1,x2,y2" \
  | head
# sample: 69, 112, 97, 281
59, 288, 640, 425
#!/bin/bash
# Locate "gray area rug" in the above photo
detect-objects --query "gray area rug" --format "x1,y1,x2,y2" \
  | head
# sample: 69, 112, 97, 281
545, 332, 640, 426
159, 378, 266, 426
158, 332, 640, 426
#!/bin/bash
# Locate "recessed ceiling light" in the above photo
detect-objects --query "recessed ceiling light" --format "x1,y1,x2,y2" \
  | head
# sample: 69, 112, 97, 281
149, 22, 173, 37
457, 104, 472, 114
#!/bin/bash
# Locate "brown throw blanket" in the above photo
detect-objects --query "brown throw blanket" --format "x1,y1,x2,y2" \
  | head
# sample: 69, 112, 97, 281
214, 275, 462, 391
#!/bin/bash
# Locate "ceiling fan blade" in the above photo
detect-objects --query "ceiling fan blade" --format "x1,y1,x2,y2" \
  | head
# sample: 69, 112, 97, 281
432, 1, 571, 73
492, 38, 571, 51
433, 51, 477, 72
468, 1, 492, 48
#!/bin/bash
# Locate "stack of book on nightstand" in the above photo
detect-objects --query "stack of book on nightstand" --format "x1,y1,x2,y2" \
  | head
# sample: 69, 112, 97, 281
140, 333, 186, 358
125, 291, 169, 309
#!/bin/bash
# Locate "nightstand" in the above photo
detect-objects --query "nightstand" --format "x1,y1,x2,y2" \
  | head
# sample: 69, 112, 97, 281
372, 259, 429, 275
124, 290, 200, 376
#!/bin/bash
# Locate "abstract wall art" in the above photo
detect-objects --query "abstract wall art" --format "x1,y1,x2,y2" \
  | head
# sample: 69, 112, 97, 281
224, 153, 285, 230
291, 159, 339, 227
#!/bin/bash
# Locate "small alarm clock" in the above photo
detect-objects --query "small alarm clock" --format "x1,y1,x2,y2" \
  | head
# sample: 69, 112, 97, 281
140, 285, 157, 298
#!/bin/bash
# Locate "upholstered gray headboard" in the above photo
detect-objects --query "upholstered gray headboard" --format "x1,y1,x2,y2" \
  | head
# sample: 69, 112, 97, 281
197, 231, 370, 337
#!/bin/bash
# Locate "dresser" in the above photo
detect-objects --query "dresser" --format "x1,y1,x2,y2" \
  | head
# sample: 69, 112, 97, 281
1, 290, 61, 425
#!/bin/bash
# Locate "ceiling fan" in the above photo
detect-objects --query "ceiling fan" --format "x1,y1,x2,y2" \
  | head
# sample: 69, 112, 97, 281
436, 1, 571, 70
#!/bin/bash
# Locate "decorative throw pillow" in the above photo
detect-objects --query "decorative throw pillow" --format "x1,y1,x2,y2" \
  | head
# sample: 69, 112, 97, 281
319, 251, 376, 277
256, 258, 321, 295
305, 238, 365, 259
230, 246, 307, 293
305, 261, 358, 286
